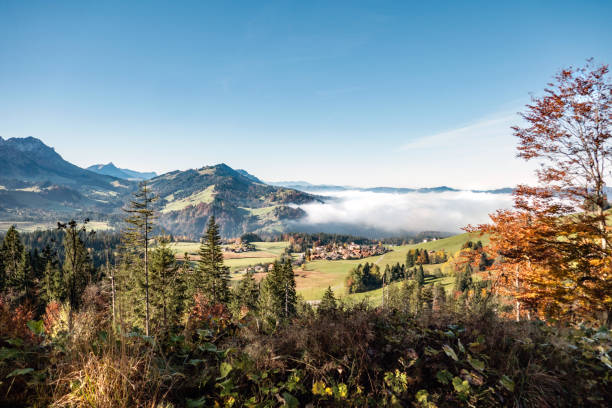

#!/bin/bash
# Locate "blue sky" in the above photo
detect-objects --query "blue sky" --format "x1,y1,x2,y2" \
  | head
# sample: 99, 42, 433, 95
1, 0, 611, 188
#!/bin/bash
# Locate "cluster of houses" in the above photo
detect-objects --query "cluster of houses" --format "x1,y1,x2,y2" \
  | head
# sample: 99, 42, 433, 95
222, 238, 256, 253
237, 253, 306, 275
308, 242, 388, 261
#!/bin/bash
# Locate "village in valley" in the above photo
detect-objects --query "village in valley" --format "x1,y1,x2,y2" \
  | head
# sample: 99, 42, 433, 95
307, 242, 388, 261
231, 241, 390, 275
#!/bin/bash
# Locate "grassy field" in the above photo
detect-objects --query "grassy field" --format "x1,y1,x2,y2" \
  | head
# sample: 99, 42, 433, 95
168, 232, 486, 300
346, 274, 456, 306
169, 241, 290, 272
295, 232, 487, 301
161, 185, 215, 213
239, 206, 278, 217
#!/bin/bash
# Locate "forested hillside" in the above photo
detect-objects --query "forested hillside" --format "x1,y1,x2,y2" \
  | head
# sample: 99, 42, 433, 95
151, 164, 321, 237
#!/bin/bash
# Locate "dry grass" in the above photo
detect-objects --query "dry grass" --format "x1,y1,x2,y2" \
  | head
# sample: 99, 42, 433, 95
49, 333, 179, 408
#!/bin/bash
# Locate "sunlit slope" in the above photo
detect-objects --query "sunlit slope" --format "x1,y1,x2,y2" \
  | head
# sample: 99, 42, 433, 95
298, 231, 488, 301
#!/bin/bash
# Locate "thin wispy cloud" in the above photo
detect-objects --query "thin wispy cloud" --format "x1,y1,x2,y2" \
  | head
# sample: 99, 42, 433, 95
401, 112, 518, 150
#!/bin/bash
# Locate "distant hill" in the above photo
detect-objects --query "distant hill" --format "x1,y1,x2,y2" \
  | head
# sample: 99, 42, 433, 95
0, 136, 123, 188
87, 162, 157, 180
268, 180, 513, 194
151, 164, 321, 238
0, 137, 134, 219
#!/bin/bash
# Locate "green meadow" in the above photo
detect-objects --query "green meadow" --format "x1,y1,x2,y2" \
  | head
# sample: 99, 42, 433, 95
168, 232, 484, 300
169, 240, 290, 272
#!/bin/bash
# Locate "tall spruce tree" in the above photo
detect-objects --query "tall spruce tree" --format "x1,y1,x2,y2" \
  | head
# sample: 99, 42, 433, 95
40, 245, 63, 304
59, 220, 94, 313
122, 181, 157, 336
195, 216, 230, 305
231, 270, 259, 317
12, 247, 34, 302
42, 258, 64, 304
1, 225, 23, 293
150, 239, 185, 330
455, 264, 473, 293
259, 260, 297, 324
281, 260, 297, 318
416, 265, 425, 286
319, 286, 337, 314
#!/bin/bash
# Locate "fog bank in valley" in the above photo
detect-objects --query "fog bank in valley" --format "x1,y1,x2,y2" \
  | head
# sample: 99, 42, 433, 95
291, 190, 514, 236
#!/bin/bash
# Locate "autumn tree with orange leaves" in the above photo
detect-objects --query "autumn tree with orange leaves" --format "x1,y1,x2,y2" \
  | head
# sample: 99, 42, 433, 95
470, 61, 612, 324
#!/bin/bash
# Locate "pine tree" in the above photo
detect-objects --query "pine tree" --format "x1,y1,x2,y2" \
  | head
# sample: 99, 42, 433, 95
406, 250, 415, 268
1, 225, 23, 293
59, 220, 93, 313
319, 286, 337, 314
150, 239, 185, 330
195, 216, 230, 305
455, 264, 473, 293
231, 271, 259, 318
280, 260, 297, 319
416, 265, 425, 286
122, 181, 157, 336
259, 260, 297, 324
9, 247, 34, 303
42, 258, 64, 304
31, 248, 45, 281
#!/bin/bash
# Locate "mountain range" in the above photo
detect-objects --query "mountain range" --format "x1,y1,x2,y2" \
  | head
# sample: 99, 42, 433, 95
1, 136, 524, 238
267, 180, 514, 195
87, 162, 157, 180
0, 137, 319, 237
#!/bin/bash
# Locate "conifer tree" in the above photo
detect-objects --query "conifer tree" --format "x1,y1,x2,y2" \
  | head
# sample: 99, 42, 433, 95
31, 248, 45, 282
280, 260, 297, 319
59, 220, 93, 313
259, 260, 297, 324
42, 258, 64, 304
150, 239, 185, 330
422, 249, 430, 264
1, 225, 23, 293
406, 250, 415, 268
195, 216, 230, 305
318, 286, 337, 314
231, 271, 259, 317
455, 263, 473, 293
122, 181, 157, 336
416, 265, 425, 286
12, 248, 34, 302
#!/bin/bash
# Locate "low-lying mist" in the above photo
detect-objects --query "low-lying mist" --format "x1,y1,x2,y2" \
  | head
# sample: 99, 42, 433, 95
290, 190, 514, 237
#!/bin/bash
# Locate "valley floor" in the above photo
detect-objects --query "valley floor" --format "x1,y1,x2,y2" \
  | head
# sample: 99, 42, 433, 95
169, 232, 489, 302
